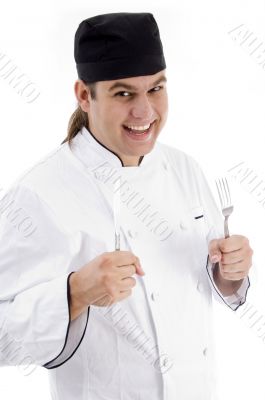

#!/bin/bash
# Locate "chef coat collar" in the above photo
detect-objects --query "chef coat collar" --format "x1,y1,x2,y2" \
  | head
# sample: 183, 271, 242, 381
71, 125, 159, 169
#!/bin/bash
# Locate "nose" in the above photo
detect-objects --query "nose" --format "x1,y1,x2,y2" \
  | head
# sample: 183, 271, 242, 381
130, 94, 153, 121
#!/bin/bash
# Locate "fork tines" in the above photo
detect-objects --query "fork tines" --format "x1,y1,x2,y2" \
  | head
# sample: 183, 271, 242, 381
215, 177, 231, 208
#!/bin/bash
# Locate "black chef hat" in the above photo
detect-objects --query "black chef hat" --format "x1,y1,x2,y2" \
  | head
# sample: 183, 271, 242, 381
74, 12, 166, 83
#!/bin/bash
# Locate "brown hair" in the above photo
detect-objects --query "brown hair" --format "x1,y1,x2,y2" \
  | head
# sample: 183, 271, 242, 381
60, 82, 97, 147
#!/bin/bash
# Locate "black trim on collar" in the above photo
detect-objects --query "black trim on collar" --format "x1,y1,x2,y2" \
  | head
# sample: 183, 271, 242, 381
87, 127, 144, 167
43, 272, 90, 369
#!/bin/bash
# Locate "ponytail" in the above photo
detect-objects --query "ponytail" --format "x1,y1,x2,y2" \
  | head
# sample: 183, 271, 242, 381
61, 82, 97, 147
61, 105, 88, 147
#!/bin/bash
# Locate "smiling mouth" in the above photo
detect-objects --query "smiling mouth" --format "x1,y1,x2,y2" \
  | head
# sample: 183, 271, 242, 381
123, 121, 155, 135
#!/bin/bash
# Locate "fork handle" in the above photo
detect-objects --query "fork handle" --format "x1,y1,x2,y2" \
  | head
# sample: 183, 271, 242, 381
224, 217, 230, 238
115, 232, 120, 251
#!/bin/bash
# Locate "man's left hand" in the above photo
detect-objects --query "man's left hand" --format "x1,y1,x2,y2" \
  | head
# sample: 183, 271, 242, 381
208, 235, 253, 281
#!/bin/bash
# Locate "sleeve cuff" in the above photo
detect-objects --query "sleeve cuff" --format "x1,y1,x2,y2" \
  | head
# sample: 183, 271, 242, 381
43, 272, 90, 369
206, 256, 250, 311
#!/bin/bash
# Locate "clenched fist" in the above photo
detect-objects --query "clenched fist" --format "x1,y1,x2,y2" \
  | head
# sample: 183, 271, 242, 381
209, 235, 253, 281
208, 235, 253, 296
69, 251, 144, 320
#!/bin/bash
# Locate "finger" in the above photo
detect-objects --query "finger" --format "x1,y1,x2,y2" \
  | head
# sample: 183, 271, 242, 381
113, 252, 145, 275
118, 265, 137, 278
221, 245, 253, 268
112, 251, 140, 266
221, 248, 245, 265
219, 271, 247, 281
208, 239, 222, 263
119, 277, 136, 291
219, 235, 249, 253
133, 256, 145, 276
220, 258, 251, 274
219, 265, 249, 280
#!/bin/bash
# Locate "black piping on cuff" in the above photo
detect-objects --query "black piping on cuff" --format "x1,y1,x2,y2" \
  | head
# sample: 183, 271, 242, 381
206, 255, 251, 311
43, 272, 90, 369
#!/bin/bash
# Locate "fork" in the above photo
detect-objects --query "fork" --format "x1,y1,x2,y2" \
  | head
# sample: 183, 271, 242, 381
215, 177, 234, 238
114, 177, 121, 251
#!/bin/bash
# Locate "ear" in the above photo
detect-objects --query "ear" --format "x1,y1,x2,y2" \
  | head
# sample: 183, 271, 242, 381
74, 80, 92, 113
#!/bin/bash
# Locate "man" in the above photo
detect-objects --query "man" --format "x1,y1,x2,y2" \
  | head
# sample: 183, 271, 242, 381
0, 12, 252, 400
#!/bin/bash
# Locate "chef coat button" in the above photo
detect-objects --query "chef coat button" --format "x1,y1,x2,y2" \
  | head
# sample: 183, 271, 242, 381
128, 229, 138, 239
151, 292, 159, 301
203, 347, 208, 356
197, 281, 204, 293
179, 221, 187, 230
163, 161, 168, 171
162, 357, 169, 367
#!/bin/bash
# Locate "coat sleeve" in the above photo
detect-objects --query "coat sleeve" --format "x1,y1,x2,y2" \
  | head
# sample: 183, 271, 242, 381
190, 159, 250, 311
0, 184, 90, 369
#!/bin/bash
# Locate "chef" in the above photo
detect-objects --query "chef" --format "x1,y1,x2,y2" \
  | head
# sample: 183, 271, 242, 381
0, 12, 252, 400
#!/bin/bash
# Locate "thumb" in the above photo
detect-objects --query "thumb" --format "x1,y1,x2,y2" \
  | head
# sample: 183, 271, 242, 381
134, 257, 145, 276
208, 239, 222, 264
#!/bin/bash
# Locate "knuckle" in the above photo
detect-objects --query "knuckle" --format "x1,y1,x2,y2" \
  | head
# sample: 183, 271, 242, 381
131, 265, 137, 275
100, 252, 112, 267
220, 255, 227, 264
243, 236, 249, 246
219, 243, 226, 253
134, 255, 140, 264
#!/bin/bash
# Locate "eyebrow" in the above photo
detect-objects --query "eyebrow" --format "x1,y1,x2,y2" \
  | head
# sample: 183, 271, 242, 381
108, 75, 167, 92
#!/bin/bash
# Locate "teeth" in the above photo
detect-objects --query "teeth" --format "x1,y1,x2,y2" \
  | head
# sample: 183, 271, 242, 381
125, 123, 151, 131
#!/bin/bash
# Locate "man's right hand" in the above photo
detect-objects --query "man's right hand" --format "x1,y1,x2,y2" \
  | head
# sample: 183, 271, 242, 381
69, 251, 145, 321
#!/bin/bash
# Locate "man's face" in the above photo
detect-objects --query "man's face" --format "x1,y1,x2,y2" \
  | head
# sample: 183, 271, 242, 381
84, 70, 168, 166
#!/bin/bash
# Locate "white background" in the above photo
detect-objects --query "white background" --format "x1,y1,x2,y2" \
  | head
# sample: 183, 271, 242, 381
0, 0, 265, 399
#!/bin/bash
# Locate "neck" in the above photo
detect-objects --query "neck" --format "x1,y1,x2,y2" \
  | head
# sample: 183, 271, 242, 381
122, 155, 144, 167
86, 126, 144, 167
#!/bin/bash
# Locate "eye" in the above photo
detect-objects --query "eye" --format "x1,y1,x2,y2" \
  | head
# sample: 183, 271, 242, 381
114, 91, 131, 97
150, 85, 163, 92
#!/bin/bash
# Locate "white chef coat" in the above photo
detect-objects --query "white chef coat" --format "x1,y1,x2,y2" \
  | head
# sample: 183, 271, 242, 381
0, 126, 250, 400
